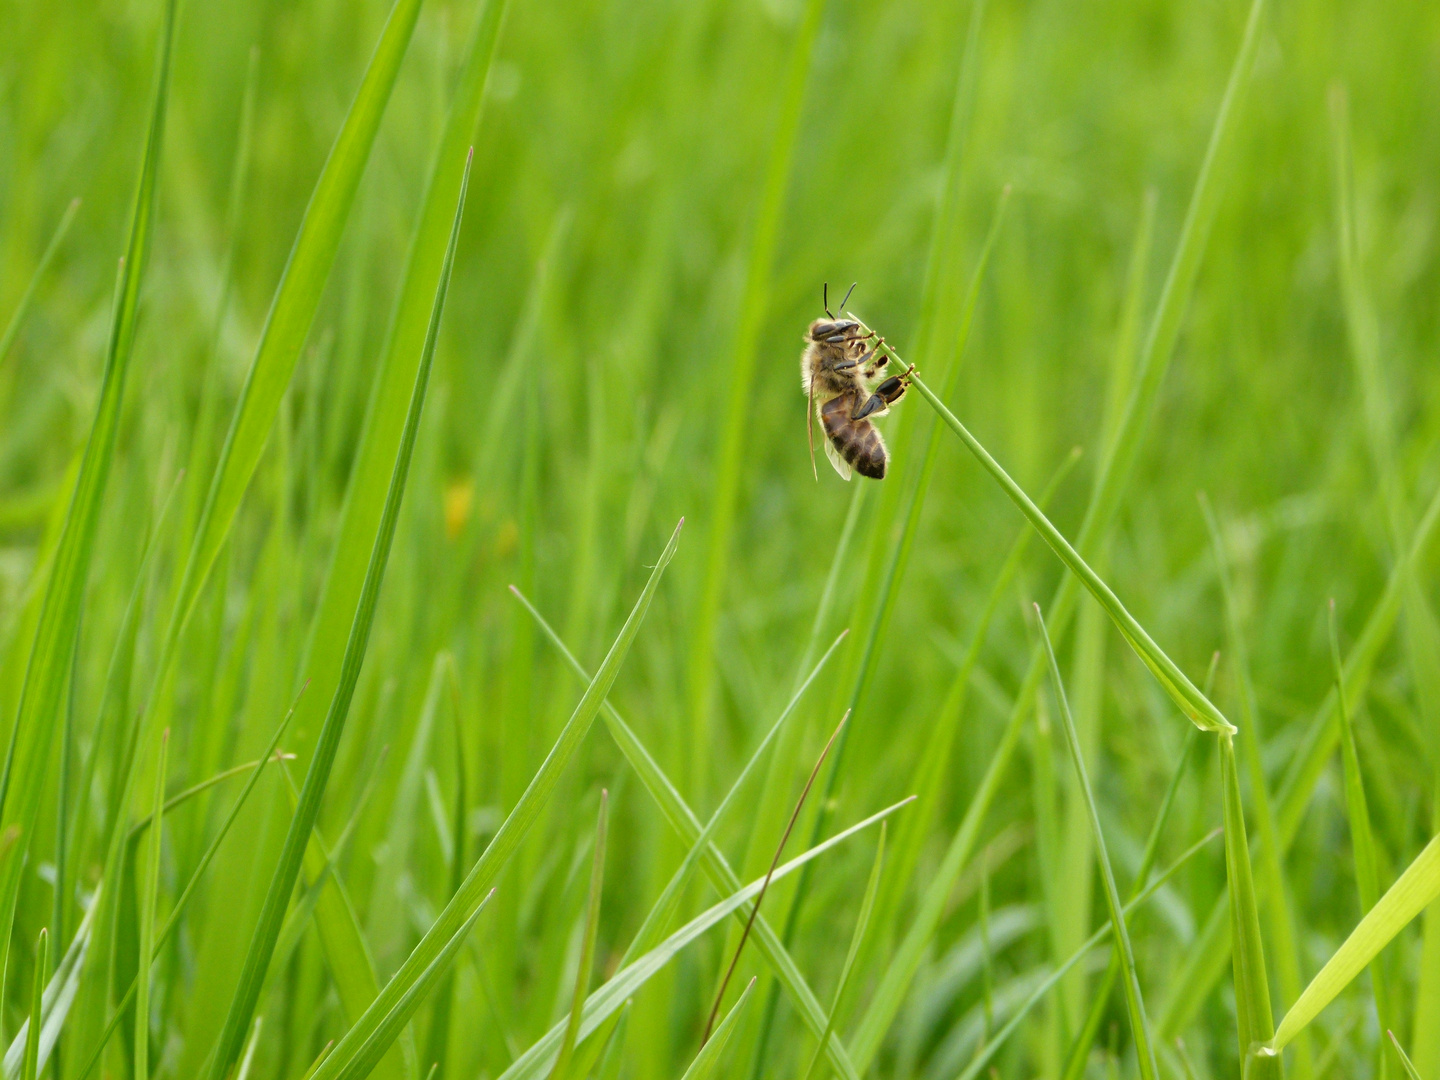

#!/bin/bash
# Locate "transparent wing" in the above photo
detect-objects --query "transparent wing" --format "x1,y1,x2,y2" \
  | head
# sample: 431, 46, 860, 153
823, 431, 852, 481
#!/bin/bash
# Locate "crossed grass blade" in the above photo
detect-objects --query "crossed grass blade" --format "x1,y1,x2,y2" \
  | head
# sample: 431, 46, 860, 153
204, 148, 472, 1080
851, 2, 1268, 1060
0, 0, 177, 994
957, 829, 1221, 1080
512, 593, 866, 1080
1036, 604, 1159, 1080
493, 800, 912, 1080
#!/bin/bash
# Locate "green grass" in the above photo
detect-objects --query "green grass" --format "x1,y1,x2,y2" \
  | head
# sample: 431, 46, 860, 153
4, 0, 1440, 1077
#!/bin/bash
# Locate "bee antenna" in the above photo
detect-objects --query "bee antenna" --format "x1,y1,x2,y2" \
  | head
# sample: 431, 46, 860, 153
823, 282, 833, 319
839, 282, 858, 311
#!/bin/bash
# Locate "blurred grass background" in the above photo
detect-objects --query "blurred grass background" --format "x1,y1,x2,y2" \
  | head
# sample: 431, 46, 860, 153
2, 0, 1440, 1076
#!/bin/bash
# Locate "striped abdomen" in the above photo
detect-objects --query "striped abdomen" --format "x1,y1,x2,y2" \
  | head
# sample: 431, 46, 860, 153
821, 392, 887, 479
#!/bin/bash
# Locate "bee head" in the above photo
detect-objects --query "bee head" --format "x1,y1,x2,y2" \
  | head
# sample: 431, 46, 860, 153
807, 318, 864, 344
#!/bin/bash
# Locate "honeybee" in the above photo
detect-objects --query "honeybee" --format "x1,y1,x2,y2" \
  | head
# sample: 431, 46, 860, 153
802, 284, 914, 480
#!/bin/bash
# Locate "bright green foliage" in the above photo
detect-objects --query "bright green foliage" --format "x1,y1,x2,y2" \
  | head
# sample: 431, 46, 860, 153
7, 0, 1440, 1076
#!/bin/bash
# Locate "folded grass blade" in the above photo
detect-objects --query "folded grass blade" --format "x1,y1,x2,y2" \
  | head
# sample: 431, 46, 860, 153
515, 596, 866, 1080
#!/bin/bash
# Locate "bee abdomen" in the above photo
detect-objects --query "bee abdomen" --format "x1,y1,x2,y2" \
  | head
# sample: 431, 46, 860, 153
821, 394, 888, 479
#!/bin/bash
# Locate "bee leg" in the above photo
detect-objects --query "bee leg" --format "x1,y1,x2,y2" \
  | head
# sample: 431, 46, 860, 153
851, 369, 911, 421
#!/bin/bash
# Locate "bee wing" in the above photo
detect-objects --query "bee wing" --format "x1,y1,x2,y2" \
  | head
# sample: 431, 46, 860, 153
823, 431, 852, 481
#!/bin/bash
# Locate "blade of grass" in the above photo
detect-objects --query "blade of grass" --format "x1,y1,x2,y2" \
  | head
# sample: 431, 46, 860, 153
595, 1001, 630, 1080
329, 892, 496, 1080
1269, 833, 1440, 1053
309, 516, 683, 1080
704, 713, 847, 1043
755, 177, 1009, 1077
590, 627, 850, 969
685, 977, 755, 1080
515, 598, 866, 1080
296, 0, 509, 780
1201, 494, 1309, 1076
20, 930, 46, 1080
956, 829, 1221, 1080
800, 822, 885, 1080
237, 1019, 264, 1080
168, 0, 425, 650
879, 445, 1079, 965
547, 791, 609, 1080
134, 731, 168, 1080
0, 0, 176, 996
2, 889, 99, 1077
0, 196, 80, 368
72, 693, 302, 1080
1159, 478, 1440, 1041
1060, 661, 1210, 1080
422, 656, 470, 1080
1329, 600, 1392, 1038
203, 147, 471, 1080
1332, 85, 1440, 1073
1390, 1032, 1425, 1080
494, 799, 912, 1080
125, 754, 299, 843
852, 0, 1269, 1036
686, 0, 826, 797
1222, 734, 1281, 1077
276, 754, 415, 1080
1037, 604, 1159, 1080
887, 362, 1230, 733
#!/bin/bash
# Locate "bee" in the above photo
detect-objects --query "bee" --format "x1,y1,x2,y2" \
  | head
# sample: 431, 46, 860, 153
802, 283, 914, 480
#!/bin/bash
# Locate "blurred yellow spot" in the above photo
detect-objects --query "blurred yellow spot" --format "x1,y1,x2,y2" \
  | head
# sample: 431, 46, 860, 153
494, 519, 519, 560
444, 479, 474, 540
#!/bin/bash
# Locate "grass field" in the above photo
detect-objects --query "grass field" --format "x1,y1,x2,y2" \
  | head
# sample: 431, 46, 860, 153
3, 0, 1440, 1076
